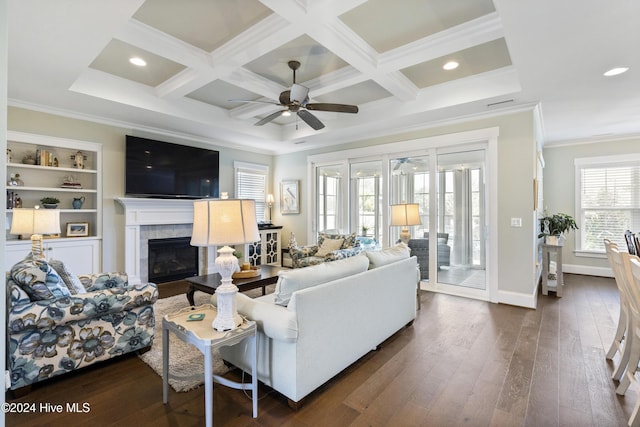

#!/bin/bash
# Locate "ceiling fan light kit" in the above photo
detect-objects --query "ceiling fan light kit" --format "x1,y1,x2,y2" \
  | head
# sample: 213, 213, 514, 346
232, 60, 359, 131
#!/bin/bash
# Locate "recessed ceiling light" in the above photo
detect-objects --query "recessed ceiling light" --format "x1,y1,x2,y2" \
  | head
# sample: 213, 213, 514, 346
603, 67, 629, 77
443, 61, 459, 71
129, 57, 147, 67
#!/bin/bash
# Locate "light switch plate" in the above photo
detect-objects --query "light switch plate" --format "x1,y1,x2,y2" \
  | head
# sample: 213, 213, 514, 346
511, 217, 522, 227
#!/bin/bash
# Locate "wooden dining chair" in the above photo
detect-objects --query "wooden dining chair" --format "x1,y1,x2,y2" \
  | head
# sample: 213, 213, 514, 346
625, 230, 638, 255
614, 251, 640, 427
604, 239, 631, 380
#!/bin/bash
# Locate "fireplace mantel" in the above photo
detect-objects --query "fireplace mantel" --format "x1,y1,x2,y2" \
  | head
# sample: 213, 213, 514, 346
116, 197, 194, 226
116, 197, 212, 284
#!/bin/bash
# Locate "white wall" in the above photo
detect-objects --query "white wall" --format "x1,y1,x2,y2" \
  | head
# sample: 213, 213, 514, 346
543, 136, 640, 276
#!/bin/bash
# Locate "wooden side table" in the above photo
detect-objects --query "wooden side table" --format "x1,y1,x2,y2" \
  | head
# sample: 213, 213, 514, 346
162, 304, 257, 426
541, 243, 563, 297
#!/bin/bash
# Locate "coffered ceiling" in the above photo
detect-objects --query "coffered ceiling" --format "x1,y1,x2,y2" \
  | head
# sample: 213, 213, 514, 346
7, 0, 640, 154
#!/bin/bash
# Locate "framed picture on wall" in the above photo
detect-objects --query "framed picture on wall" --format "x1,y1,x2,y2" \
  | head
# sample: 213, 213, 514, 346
280, 180, 299, 214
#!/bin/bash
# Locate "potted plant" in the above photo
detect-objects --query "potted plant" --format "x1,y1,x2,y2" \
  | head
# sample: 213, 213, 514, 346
538, 212, 578, 245
40, 196, 60, 209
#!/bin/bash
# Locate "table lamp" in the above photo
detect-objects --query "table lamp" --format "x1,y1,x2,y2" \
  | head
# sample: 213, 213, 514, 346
191, 199, 260, 331
390, 202, 421, 244
10, 207, 61, 258
266, 194, 274, 223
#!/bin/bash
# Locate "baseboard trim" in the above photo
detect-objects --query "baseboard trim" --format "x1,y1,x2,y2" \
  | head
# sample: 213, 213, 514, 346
497, 289, 537, 309
563, 264, 613, 278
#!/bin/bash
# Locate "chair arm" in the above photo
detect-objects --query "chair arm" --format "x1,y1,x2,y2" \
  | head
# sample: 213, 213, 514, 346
8, 282, 158, 334
324, 246, 363, 262
288, 245, 319, 263
78, 272, 129, 292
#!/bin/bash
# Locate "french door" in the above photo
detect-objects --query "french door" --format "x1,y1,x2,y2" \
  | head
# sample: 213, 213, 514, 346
311, 137, 492, 301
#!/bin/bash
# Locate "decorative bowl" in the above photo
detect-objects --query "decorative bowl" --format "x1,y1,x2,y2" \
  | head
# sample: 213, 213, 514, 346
42, 204, 58, 209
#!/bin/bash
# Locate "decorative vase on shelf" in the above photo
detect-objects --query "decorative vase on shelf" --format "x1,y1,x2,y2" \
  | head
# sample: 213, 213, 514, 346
72, 196, 85, 209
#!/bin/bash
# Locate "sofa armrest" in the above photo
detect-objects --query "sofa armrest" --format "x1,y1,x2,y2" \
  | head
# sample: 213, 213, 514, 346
218, 293, 298, 342
8, 282, 158, 334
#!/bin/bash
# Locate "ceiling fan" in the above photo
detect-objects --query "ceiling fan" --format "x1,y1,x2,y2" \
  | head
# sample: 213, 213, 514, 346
231, 60, 359, 130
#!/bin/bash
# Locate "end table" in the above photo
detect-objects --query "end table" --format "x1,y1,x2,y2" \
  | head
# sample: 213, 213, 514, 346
542, 243, 563, 297
162, 304, 257, 425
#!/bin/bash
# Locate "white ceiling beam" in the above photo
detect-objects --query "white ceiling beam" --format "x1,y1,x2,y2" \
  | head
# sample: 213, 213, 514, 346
156, 13, 302, 99
70, 68, 282, 140
379, 12, 505, 72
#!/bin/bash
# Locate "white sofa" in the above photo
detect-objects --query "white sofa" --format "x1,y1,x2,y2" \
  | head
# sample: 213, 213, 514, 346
217, 245, 419, 405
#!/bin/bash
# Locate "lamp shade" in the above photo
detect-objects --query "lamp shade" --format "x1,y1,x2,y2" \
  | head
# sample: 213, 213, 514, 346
390, 203, 421, 227
266, 194, 274, 205
10, 208, 61, 235
191, 199, 260, 246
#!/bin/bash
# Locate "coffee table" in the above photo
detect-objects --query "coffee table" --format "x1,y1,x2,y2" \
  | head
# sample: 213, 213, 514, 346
185, 264, 282, 306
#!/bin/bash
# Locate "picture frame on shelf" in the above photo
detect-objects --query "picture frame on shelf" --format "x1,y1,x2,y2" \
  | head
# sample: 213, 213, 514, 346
280, 179, 299, 214
66, 222, 89, 237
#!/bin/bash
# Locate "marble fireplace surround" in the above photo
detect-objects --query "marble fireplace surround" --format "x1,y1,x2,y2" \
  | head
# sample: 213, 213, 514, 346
116, 198, 216, 284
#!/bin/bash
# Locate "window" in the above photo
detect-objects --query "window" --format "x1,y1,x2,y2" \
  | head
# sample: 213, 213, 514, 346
234, 161, 268, 222
575, 155, 640, 252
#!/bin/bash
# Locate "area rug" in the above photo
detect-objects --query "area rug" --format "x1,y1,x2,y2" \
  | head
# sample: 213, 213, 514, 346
139, 291, 229, 392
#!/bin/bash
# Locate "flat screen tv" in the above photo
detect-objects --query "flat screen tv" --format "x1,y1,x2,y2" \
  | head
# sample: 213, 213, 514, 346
125, 135, 219, 199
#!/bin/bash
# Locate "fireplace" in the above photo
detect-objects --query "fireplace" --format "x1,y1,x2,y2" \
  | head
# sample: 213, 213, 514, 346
148, 237, 198, 283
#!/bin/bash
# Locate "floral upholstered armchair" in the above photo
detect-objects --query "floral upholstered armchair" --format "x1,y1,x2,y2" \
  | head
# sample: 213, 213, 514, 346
288, 232, 362, 268
6, 255, 157, 391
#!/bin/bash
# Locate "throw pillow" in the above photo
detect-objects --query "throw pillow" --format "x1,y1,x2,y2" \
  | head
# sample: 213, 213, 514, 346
11, 255, 72, 301
274, 254, 370, 306
49, 258, 86, 294
315, 237, 344, 257
365, 243, 411, 269
341, 232, 358, 249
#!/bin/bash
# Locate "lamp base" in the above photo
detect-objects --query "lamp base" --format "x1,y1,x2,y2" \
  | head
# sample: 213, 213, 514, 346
211, 245, 242, 331
399, 228, 411, 244
212, 284, 243, 331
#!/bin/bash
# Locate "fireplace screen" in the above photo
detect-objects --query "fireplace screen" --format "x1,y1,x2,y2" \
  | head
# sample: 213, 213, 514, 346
148, 237, 198, 283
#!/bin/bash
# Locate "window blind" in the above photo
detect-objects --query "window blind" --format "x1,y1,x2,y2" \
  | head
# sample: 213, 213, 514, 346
235, 162, 268, 222
576, 157, 640, 251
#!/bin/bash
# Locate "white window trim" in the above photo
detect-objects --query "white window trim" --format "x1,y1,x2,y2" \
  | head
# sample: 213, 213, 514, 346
574, 153, 640, 256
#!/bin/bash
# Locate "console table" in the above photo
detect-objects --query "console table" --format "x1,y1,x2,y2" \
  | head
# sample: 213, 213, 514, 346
246, 225, 282, 267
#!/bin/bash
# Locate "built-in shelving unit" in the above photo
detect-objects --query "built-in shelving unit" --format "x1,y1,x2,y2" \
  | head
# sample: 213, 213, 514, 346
5, 131, 102, 273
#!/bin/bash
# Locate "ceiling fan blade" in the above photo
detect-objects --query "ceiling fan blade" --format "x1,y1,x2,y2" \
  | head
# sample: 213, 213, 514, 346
255, 110, 287, 126
297, 109, 325, 130
306, 103, 359, 113
290, 84, 309, 104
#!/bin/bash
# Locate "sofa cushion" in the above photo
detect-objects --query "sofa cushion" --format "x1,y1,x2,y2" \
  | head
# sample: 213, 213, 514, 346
315, 237, 344, 257
49, 258, 86, 294
274, 254, 370, 306
11, 255, 72, 301
365, 243, 411, 269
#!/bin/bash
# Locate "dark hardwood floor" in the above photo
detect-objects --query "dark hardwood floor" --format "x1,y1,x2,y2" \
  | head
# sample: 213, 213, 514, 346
5, 274, 635, 426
